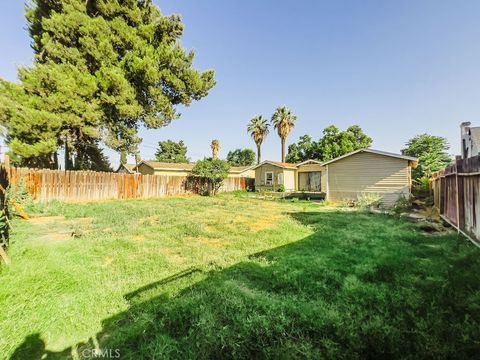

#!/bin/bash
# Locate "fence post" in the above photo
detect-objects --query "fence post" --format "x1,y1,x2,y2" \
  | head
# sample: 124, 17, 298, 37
455, 161, 460, 231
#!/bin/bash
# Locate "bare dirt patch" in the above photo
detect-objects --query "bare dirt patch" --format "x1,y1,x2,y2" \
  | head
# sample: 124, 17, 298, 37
247, 215, 282, 232
28, 216, 94, 243
29, 215, 66, 225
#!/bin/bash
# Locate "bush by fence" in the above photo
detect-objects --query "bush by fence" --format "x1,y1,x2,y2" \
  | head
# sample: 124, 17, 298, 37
0, 166, 252, 203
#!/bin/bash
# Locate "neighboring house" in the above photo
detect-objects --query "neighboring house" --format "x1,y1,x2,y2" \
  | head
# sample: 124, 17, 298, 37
460, 122, 480, 159
228, 166, 256, 178
116, 163, 138, 174
135, 160, 255, 178
136, 161, 194, 176
254, 149, 418, 206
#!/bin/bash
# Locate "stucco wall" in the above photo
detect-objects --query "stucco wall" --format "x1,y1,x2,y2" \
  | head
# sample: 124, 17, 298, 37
255, 164, 295, 191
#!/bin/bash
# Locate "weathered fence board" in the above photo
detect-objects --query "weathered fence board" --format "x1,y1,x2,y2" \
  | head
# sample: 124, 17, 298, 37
1, 167, 251, 203
431, 156, 480, 246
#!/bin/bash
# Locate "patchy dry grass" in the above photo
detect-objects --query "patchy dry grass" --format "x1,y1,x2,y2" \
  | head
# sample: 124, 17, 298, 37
1, 194, 479, 359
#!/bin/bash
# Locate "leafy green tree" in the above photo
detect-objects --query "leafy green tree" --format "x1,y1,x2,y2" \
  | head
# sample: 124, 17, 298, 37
120, 150, 128, 165
192, 159, 230, 195
74, 143, 112, 172
211, 140, 220, 160
401, 134, 451, 180
247, 115, 269, 164
317, 125, 372, 161
3, 0, 215, 168
0, 63, 100, 169
271, 106, 297, 162
155, 140, 189, 163
285, 135, 315, 163
226, 149, 255, 166
286, 125, 372, 162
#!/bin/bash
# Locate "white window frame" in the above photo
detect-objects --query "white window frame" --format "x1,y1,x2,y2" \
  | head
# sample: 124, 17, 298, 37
265, 171, 273, 185
277, 172, 284, 185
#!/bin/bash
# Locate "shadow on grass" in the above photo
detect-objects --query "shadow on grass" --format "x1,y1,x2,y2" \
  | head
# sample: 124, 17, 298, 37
11, 211, 480, 359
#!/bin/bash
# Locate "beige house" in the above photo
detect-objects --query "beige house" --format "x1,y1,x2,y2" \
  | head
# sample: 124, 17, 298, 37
254, 149, 418, 206
133, 160, 255, 178
116, 163, 138, 174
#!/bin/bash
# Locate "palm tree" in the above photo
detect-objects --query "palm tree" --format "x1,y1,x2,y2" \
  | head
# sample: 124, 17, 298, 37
211, 139, 220, 160
247, 116, 270, 164
271, 105, 297, 162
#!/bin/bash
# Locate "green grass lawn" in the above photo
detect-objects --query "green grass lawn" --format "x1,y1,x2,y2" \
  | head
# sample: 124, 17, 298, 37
1, 194, 480, 359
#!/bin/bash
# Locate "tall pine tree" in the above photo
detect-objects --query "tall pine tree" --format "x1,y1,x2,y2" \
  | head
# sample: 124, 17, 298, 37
1, 0, 215, 169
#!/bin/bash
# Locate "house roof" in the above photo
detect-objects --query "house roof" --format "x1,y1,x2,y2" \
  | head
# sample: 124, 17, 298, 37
296, 159, 323, 166
116, 163, 137, 173
229, 165, 255, 173
252, 160, 298, 170
138, 161, 254, 173
138, 161, 194, 171
321, 148, 418, 167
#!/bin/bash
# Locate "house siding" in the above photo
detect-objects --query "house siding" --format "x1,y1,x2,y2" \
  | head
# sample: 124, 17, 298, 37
254, 164, 295, 191
137, 163, 155, 175
327, 152, 411, 206
283, 168, 296, 191
228, 169, 255, 178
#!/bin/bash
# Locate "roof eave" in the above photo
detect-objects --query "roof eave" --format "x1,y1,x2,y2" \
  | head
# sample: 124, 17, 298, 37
321, 148, 418, 166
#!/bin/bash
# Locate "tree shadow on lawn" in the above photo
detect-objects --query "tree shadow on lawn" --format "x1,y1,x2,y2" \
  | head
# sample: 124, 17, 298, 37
11, 211, 480, 359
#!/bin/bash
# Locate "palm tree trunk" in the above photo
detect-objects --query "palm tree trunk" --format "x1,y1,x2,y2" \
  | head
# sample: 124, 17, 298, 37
281, 137, 286, 163
257, 144, 261, 164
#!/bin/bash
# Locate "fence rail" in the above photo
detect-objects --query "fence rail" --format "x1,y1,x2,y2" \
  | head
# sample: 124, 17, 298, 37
1, 166, 251, 203
431, 156, 480, 246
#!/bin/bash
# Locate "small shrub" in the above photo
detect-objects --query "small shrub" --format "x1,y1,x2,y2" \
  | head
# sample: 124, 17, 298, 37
392, 194, 412, 214
277, 184, 285, 192
337, 199, 354, 208
0, 209, 9, 248
6, 179, 34, 217
191, 159, 230, 195
412, 176, 433, 205
356, 192, 382, 209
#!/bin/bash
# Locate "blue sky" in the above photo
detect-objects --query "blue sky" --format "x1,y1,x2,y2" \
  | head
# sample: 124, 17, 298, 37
1, 1, 479, 166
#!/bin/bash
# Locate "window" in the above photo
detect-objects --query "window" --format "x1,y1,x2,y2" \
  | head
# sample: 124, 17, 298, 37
277, 172, 284, 185
265, 172, 273, 185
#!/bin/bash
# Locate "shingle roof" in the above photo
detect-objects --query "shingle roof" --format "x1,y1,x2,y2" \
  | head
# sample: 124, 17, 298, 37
252, 160, 298, 169
116, 163, 137, 173
253, 149, 418, 170
140, 161, 194, 170
229, 166, 255, 172
139, 161, 253, 173
321, 148, 418, 166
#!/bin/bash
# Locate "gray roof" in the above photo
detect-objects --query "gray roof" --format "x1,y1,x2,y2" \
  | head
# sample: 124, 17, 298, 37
321, 148, 418, 166
117, 163, 137, 173
139, 161, 194, 171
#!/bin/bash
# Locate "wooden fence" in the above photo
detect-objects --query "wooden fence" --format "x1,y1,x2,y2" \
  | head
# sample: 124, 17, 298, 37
430, 156, 480, 247
1, 166, 252, 203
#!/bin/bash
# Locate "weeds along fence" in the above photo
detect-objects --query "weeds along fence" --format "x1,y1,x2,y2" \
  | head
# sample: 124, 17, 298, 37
0, 166, 251, 203
430, 155, 480, 247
